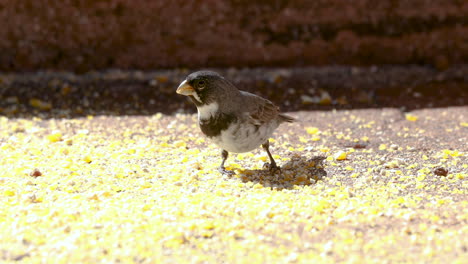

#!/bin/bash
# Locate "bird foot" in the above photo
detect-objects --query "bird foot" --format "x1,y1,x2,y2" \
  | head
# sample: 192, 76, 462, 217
263, 163, 281, 173
218, 167, 235, 176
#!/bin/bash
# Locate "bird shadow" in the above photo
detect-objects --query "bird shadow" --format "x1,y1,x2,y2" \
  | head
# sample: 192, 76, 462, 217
232, 154, 327, 190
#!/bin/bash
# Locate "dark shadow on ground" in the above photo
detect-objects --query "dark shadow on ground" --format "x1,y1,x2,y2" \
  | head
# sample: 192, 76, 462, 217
233, 154, 327, 190
0, 66, 467, 119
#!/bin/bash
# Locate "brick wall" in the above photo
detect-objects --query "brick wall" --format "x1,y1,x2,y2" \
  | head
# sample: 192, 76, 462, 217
0, 0, 466, 71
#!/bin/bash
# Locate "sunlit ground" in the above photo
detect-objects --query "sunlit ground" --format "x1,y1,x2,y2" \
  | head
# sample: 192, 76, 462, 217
0, 108, 467, 263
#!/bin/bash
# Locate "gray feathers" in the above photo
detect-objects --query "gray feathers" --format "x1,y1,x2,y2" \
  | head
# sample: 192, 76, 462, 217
185, 71, 294, 125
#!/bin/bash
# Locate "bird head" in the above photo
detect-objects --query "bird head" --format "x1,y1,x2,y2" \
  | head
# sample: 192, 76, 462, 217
176, 71, 238, 107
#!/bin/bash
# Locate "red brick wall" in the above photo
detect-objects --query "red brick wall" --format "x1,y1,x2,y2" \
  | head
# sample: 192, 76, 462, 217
0, 0, 466, 71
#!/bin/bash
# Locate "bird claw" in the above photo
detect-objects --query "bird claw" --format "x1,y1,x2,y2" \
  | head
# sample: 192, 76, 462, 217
263, 163, 281, 173
218, 167, 235, 176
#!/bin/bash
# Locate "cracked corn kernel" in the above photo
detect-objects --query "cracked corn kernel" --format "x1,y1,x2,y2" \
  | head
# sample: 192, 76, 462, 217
306, 127, 319, 135
334, 151, 347, 161
156, 75, 169, 83
405, 114, 418, 121
173, 141, 186, 148
254, 155, 267, 162
4, 190, 15, 196
83, 156, 93, 163
47, 132, 63, 143
29, 98, 52, 110
442, 149, 462, 157
127, 148, 136, 154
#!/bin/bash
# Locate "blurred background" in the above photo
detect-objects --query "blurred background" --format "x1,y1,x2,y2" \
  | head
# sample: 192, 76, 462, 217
0, 0, 467, 117
1, 0, 467, 71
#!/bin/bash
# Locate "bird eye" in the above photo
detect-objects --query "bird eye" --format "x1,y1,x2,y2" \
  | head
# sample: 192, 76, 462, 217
197, 80, 206, 89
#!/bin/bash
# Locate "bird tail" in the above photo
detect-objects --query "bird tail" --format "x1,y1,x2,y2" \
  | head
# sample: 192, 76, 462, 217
279, 113, 295, 123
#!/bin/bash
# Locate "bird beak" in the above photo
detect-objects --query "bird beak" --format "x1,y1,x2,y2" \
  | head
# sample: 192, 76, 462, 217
176, 80, 195, 96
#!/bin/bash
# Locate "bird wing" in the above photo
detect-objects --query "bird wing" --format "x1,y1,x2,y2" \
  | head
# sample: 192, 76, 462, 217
240, 91, 280, 125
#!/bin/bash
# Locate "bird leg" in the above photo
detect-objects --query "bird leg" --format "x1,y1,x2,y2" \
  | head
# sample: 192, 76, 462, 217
262, 140, 279, 171
218, 150, 234, 175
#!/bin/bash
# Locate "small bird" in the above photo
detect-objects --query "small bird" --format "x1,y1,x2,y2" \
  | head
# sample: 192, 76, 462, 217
176, 71, 294, 175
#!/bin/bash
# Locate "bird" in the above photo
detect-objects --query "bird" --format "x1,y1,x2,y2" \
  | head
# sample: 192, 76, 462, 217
176, 71, 294, 175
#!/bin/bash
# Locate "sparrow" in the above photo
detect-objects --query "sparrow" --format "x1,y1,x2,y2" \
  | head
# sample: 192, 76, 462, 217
176, 71, 294, 175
